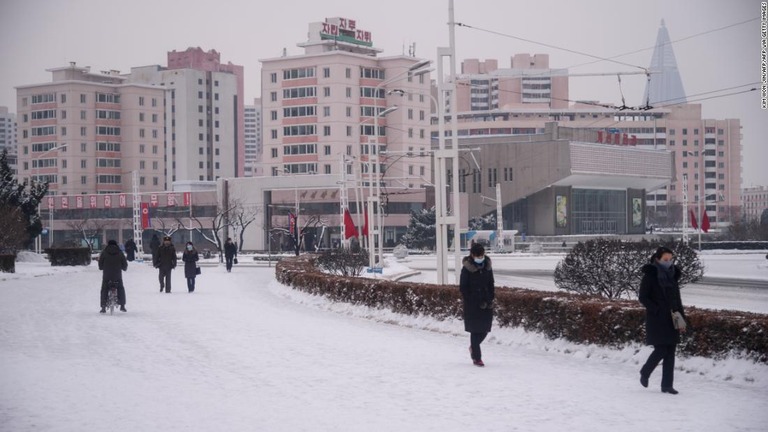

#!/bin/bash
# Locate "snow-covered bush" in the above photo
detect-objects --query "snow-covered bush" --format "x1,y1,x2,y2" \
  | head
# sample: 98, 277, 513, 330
553, 239, 704, 300
315, 248, 368, 277
45, 247, 91, 266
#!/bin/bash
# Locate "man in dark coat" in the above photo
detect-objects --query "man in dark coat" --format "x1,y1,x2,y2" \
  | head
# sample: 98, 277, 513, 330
638, 246, 687, 394
98, 239, 128, 313
124, 238, 137, 262
153, 236, 177, 293
224, 238, 237, 272
149, 234, 161, 258
460, 243, 495, 367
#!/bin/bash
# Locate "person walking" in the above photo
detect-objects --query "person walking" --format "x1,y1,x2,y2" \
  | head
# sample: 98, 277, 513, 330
224, 238, 237, 272
98, 239, 128, 313
124, 238, 137, 262
460, 243, 495, 367
639, 246, 687, 395
182, 241, 200, 293
149, 234, 161, 258
153, 236, 177, 293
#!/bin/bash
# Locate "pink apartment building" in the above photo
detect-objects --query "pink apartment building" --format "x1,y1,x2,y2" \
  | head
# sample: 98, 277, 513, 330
742, 186, 768, 221
259, 17, 432, 247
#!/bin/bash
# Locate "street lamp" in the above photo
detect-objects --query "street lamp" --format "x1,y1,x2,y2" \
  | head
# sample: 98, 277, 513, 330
31, 144, 67, 253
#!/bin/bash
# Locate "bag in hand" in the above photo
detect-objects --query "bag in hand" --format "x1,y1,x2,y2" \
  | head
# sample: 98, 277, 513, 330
233, 257, 238, 265
671, 311, 687, 332
195, 266, 201, 275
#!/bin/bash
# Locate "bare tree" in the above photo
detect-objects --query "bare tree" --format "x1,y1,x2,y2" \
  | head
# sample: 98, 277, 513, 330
187, 198, 238, 262
0, 204, 28, 253
65, 218, 115, 251
231, 202, 262, 252
271, 212, 327, 256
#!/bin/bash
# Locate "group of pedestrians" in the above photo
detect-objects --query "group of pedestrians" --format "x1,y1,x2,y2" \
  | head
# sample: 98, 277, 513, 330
97, 235, 239, 310
460, 243, 686, 395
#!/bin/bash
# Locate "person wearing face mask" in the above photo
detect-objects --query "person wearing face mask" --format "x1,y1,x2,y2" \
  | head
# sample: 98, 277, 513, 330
182, 241, 200, 293
460, 243, 495, 367
638, 246, 687, 395
153, 236, 177, 293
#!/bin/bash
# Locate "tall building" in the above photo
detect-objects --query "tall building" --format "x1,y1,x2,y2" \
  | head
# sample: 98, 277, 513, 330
244, 98, 262, 177
15, 63, 166, 195
0, 106, 17, 173
742, 186, 768, 221
259, 17, 432, 246
128, 47, 243, 185
645, 20, 687, 106
439, 52, 742, 229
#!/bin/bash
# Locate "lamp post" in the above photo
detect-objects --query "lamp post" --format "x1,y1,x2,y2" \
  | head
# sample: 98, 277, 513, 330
31, 144, 67, 253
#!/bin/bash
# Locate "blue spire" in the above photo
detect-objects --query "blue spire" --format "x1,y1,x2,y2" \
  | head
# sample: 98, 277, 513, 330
645, 20, 686, 106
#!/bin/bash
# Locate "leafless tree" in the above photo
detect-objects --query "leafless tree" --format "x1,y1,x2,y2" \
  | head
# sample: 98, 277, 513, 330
231, 202, 262, 252
271, 212, 327, 256
186, 198, 238, 261
65, 218, 115, 251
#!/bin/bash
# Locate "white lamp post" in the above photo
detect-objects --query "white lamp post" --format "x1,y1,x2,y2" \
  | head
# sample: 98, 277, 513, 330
31, 144, 67, 253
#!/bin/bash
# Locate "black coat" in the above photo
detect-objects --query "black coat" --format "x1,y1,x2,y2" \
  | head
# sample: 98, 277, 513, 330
153, 244, 178, 270
182, 250, 199, 279
98, 244, 127, 282
224, 242, 237, 258
459, 256, 495, 333
124, 239, 137, 261
638, 263, 685, 346
149, 236, 161, 255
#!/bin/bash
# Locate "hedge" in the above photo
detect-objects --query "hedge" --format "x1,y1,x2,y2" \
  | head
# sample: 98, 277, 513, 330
276, 256, 768, 363
0, 254, 15, 273
45, 248, 92, 266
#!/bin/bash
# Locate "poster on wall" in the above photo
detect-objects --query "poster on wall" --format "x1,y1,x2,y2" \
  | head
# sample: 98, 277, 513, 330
632, 198, 642, 227
556, 195, 567, 228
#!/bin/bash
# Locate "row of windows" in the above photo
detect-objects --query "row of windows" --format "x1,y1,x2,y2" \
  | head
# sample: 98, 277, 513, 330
360, 87, 385, 99
31, 110, 56, 120
283, 125, 316, 136
22, 142, 158, 155
24, 92, 158, 107
96, 93, 121, 104
360, 67, 385, 80
96, 142, 121, 152
283, 144, 317, 155
31, 142, 57, 152
283, 67, 315, 80
669, 128, 725, 136
32, 94, 55, 104
96, 110, 121, 120
283, 106, 316, 117
283, 87, 317, 99
96, 158, 121, 168
669, 139, 725, 146
32, 158, 57, 168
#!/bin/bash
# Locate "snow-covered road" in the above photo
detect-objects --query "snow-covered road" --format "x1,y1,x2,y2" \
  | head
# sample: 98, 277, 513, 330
1, 261, 767, 431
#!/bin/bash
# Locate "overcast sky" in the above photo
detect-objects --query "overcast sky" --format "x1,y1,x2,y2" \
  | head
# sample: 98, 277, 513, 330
1, 0, 765, 185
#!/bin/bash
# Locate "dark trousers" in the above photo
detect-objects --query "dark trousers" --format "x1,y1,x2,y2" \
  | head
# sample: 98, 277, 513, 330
225, 256, 234, 271
158, 268, 172, 292
187, 277, 196, 292
641, 344, 677, 388
100, 281, 126, 307
470, 332, 488, 360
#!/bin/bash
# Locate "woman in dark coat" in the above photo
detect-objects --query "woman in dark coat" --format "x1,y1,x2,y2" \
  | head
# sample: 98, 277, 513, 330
182, 241, 200, 293
98, 239, 128, 313
460, 243, 495, 367
638, 246, 687, 395
124, 238, 137, 262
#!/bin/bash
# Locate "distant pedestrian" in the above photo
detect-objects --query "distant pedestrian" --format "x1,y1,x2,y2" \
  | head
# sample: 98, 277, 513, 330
124, 238, 137, 262
182, 241, 200, 293
98, 239, 128, 313
153, 236, 177, 293
224, 238, 237, 272
638, 246, 687, 395
460, 243, 495, 367
149, 234, 161, 257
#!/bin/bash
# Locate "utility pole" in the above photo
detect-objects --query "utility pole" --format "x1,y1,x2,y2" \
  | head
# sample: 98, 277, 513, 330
132, 170, 144, 257
682, 174, 689, 244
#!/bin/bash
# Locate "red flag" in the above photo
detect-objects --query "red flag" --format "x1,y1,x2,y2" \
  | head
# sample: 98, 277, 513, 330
701, 211, 710, 233
141, 203, 151, 229
362, 209, 369, 236
689, 209, 698, 230
343, 209, 358, 239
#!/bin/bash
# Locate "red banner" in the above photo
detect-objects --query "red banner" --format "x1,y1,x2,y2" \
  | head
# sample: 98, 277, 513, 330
89, 195, 97, 209
183, 192, 191, 206
104, 195, 112, 208
689, 209, 699, 230
150, 194, 158, 207
141, 203, 150, 229
47, 197, 54, 209
76, 196, 83, 209
701, 211, 710, 233
166, 194, 175, 207
343, 209, 358, 239
119, 194, 127, 208
61, 197, 69, 209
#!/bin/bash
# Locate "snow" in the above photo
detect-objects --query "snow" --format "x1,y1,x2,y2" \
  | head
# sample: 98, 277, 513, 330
1, 253, 767, 431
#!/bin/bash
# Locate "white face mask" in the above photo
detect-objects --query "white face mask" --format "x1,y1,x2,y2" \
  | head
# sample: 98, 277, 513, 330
186, 245, 193, 251
473, 256, 485, 264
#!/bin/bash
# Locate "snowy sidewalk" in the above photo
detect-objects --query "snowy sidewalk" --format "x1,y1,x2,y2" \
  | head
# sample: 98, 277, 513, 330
1, 262, 766, 431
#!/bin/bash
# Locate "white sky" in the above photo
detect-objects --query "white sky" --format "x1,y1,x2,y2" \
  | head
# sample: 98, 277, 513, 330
1, 0, 765, 185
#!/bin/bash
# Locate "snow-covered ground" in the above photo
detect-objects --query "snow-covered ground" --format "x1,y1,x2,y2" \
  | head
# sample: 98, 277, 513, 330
1, 252, 767, 431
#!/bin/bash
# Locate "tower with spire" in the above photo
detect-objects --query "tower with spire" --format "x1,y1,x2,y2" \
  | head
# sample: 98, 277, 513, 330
645, 20, 687, 106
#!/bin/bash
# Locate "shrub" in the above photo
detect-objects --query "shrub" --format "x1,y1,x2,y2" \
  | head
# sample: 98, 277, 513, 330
315, 248, 368, 277
554, 239, 704, 300
0, 254, 15, 273
275, 256, 766, 363
45, 247, 91, 266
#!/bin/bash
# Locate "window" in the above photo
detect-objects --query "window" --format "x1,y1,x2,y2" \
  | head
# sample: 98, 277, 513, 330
61, 110, 67, 119
152, 114, 158, 123
694, 128, 699, 135
81, 160, 87, 168
139, 113, 145, 122
214, 93, 219, 101
61, 127, 67, 136
408, 109, 413, 120
360, 87, 385, 98
32, 93, 55, 104
345, 68, 351, 79
152, 130, 158, 138
282, 144, 317, 155
419, 110, 425, 121
81, 176, 87, 185
323, 87, 331, 97
718, 129, 724, 135
360, 68, 385, 79
488, 168, 497, 188
81, 142, 87, 152
408, 128, 413, 138
139, 144, 145, 154
323, 67, 330, 78
324, 145, 331, 155
323, 106, 330, 117
271, 130, 278, 139
152, 145, 158, 154
420, 129, 425, 139
271, 92, 277, 102
140, 129, 145, 138
346, 126, 352, 137
683, 140, 688, 146
682, 128, 687, 135
282, 87, 316, 99
669, 140, 675, 146
346, 107, 352, 117
153, 177, 159, 186
283, 125, 316, 136
271, 148, 278, 158
283, 67, 315, 80
270, 72, 277, 83
271, 111, 278, 121
61, 94, 66, 103
152, 98, 157, 107
199, 161, 204, 169
325, 164, 331, 174
31, 110, 56, 120
32, 126, 56, 136
153, 161, 158, 170
80, 126, 87, 136
139, 96, 145, 106
214, 80, 219, 87
683, 162, 688, 168
346, 87, 352, 98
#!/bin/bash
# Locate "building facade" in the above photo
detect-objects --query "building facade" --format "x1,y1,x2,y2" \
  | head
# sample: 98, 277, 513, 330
0, 106, 17, 173
15, 63, 166, 196
259, 17, 432, 247
244, 98, 262, 177
742, 186, 768, 221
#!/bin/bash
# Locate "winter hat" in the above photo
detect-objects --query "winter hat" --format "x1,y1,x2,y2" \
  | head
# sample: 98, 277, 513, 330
108, 239, 118, 246
163, 236, 172, 241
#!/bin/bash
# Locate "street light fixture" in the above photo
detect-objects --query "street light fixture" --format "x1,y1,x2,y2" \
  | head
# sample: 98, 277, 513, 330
32, 144, 68, 253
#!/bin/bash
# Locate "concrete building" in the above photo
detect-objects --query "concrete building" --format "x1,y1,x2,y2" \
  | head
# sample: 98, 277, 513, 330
128, 48, 243, 185
742, 186, 768, 221
645, 20, 687, 106
244, 98, 262, 177
15, 63, 166, 196
0, 106, 17, 173
452, 123, 672, 236
258, 17, 432, 248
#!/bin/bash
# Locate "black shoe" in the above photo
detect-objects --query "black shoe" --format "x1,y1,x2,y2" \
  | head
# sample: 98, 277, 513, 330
661, 387, 679, 395
640, 374, 649, 388
120, 306, 127, 312
159, 285, 164, 292
100, 307, 106, 314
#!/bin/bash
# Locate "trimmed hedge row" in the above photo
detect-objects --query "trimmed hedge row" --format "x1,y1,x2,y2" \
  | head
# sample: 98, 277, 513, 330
45, 248, 92, 266
276, 256, 768, 363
